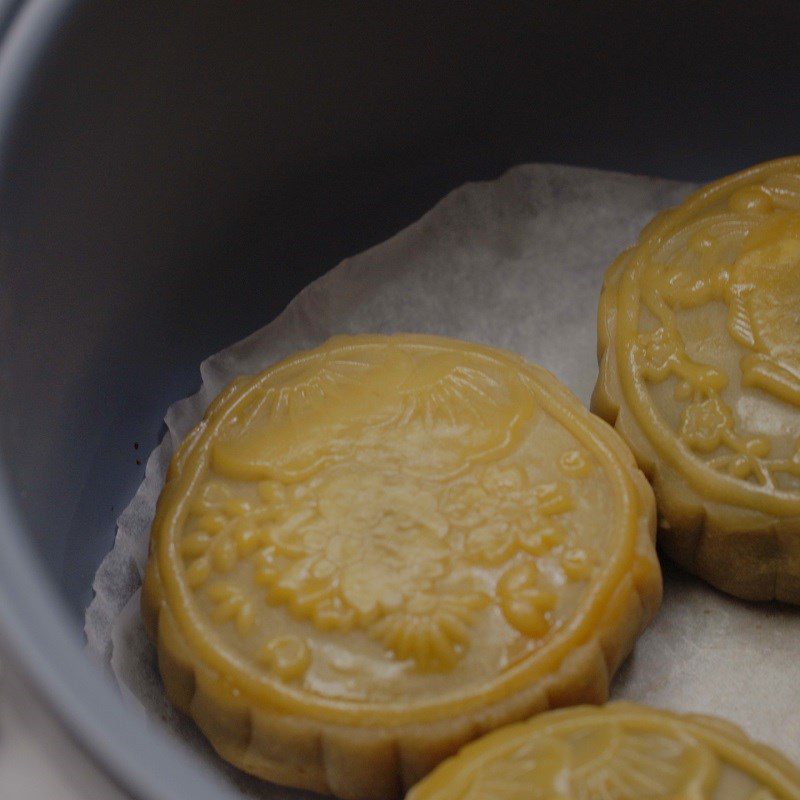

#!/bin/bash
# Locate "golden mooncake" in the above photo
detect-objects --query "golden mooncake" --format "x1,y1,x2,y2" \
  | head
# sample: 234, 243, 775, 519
407, 702, 800, 800
594, 157, 800, 603
142, 334, 660, 799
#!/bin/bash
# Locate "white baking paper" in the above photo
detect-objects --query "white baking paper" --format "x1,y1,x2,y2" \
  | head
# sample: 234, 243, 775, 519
85, 164, 800, 796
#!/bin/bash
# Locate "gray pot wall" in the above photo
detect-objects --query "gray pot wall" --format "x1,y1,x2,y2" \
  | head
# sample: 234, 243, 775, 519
1, 2, 799, 798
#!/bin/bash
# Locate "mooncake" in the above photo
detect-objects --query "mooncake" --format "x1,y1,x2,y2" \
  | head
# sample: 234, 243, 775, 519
407, 702, 800, 800
594, 157, 800, 603
142, 334, 660, 799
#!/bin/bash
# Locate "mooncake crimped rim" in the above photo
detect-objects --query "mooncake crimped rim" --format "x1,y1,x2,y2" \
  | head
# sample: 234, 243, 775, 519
406, 702, 800, 800
592, 157, 800, 603
143, 334, 661, 797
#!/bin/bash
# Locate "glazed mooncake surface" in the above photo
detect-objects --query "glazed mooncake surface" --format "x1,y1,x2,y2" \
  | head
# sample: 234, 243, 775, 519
407, 702, 800, 800
143, 334, 659, 799
594, 157, 800, 603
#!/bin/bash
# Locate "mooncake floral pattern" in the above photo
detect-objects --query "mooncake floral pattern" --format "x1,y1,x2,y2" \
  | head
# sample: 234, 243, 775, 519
264, 475, 453, 629
175, 345, 603, 680
497, 562, 556, 638
442, 466, 572, 565
456, 725, 718, 800
370, 592, 491, 671
678, 397, 735, 453
182, 460, 583, 674
212, 347, 538, 482
629, 169, 800, 491
636, 325, 683, 380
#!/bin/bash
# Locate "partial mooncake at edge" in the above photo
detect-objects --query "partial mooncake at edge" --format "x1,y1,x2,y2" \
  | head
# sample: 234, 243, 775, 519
406, 702, 800, 800
142, 334, 660, 799
593, 157, 800, 603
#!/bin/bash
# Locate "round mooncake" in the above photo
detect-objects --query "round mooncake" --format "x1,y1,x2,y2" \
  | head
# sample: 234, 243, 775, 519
594, 157, 800, 604
143, 334, 660, 799
407, 702, 800, 800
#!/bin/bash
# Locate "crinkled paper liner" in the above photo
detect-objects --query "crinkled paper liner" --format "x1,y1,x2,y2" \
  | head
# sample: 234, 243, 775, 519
84, 164, 800, 797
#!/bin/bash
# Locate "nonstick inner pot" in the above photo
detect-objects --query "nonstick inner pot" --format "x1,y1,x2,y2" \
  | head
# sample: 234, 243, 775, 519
1, 3, 799, 799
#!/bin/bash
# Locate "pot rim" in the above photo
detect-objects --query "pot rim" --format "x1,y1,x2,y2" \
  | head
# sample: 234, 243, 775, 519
0, 3, 237, 798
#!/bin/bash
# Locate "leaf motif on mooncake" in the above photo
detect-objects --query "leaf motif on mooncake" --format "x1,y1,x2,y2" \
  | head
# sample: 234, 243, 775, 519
727, 291, 756, 349
213, 347, 536, 482
211, 349, 411, 481
459, 737, 570, 800
454, 724, 718, 800
568, 726, 717, 799
382, 352, 537, 478
727, 234, 800, 405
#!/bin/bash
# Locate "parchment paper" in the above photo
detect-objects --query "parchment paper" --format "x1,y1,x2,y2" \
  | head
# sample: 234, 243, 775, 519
84, 164, 800, 796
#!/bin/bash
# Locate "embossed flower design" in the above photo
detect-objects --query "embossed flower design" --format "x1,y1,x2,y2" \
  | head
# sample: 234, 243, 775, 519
443, 465, 571, 566
263, 473, 451, 629
206, 582, 256, 636
636, 326, 681, 379
190, 462, 580, 672
678, 396, 735, 453
461, 726, 718, 800
497, 562, 556, 638
461, 737, 569, 800
181, 482, 260, 587
370, 590, 490, 670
